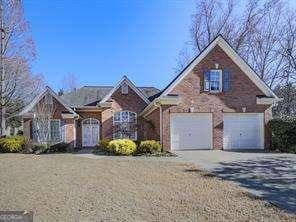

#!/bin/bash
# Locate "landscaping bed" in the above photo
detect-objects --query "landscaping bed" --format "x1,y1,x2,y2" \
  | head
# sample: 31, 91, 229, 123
0, 154, 295, 221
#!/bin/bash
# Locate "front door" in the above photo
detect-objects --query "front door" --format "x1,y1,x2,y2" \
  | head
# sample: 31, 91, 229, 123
82, 118, 100, 147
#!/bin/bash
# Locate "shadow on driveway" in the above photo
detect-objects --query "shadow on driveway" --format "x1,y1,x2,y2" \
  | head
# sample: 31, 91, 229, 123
212, 156, 296, 213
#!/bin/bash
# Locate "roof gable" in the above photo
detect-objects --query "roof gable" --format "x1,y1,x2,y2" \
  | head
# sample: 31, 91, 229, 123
161, 35, 278, 99
100, 76, 151, 104
19, 86, 78, 116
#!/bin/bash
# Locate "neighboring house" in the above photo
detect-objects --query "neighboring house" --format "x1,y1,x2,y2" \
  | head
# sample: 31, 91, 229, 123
20, 35, 280, 150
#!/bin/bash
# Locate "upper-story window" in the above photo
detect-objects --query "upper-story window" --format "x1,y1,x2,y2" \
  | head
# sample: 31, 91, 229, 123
113, 110, 137, 140
204, 69, 222, 92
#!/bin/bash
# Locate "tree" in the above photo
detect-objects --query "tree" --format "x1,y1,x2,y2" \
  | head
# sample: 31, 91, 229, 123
62, 73, 78, 92
185, 0, 292, 87
32, 93, 56, 148
273, 84, 296, 117
0, 0, 42, 135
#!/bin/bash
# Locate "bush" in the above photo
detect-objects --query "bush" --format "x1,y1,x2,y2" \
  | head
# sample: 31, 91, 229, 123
138, 140, 161, 154
48, 142, 69, 153
99, 138, 111, 150
107, 139, 137, 155
0, 136, 25, 153
268, 118, 296, 153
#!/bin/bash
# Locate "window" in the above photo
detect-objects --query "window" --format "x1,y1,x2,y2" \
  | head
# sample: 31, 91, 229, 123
50, 120, 61, 143
204, 70, 222, 92
32, 119, 61, 143
121, 83, 128, 94
113, 111, 137, 140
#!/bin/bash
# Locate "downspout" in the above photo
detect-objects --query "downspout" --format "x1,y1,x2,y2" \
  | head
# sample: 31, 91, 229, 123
159, 105, 163, 151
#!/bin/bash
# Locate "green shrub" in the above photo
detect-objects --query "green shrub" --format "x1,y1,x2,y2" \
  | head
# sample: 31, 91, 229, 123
107, 139, 137, 155
268, 118, 296, 153
99, 138, 111, 150
138, 140, 161, 154
0, 136, 25, 153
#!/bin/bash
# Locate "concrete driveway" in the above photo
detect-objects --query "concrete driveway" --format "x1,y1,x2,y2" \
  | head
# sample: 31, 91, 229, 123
175, 150, 296, 213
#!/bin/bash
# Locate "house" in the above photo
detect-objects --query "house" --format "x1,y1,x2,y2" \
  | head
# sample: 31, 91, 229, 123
20, 35, 280, 150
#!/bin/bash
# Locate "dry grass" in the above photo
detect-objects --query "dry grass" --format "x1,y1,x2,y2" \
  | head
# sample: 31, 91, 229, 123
0, 154, 294, 222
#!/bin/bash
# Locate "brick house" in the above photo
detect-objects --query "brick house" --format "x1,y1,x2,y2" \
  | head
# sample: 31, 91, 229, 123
20, 35, 280, 150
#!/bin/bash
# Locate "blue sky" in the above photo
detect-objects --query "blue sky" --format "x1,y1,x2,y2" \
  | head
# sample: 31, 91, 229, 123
24, 0, 196, 91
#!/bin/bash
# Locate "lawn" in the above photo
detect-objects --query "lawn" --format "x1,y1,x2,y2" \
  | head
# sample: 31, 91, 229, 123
0, 154, 294, 221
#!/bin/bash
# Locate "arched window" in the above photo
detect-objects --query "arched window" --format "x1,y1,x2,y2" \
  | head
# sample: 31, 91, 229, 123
82, 118, 99, 125
113, 111, 137, 140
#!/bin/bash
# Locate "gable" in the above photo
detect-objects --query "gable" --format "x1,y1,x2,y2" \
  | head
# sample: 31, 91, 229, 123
110, 84, 147, 113
161, 35, 279, 99
100, 76, 151, 104
19, 86, 77, 117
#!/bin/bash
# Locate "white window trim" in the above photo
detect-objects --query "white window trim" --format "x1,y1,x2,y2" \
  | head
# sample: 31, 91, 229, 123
205, 69, 222, 93
113, 111, 137, 140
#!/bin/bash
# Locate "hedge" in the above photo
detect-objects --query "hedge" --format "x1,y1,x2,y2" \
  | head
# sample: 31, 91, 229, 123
138, 140, 161, 154
108, 139, 137, 155
268, 118, 296, 153
0, 136, 25, 153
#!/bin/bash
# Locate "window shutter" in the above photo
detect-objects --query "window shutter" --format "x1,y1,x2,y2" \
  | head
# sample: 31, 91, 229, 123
223, 70, 231, 92
203, 70, 210, 92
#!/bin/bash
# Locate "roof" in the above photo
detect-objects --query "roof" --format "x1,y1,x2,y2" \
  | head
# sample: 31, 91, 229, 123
159, 35, 279, 99
60, 85, 160, 107
19, 86, 78, 117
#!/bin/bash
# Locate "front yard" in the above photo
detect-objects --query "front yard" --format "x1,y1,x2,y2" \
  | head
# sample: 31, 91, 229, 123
0, 154, 295, 221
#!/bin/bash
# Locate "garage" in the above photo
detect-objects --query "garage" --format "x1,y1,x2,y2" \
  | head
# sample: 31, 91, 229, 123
223, 113, 264, 150
170, 113, 212, 150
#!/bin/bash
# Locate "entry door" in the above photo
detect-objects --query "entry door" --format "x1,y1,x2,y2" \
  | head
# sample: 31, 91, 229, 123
223, 113, 264, 149
170, 113, 212, 150
82, 118, 100, 147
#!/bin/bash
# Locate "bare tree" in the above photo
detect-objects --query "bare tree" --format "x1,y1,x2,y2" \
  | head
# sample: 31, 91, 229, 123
185, 0, 289, 87
32, 93, 56, 148
0, 0, 40, 135
62, 73, 78, 92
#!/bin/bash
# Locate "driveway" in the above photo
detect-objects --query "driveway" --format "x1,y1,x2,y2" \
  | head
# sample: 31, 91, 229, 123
175, 150, 296, 213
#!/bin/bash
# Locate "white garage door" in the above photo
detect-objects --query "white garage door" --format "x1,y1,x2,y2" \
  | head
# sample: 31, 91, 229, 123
170, 113, 212, 150
223, 113, 264, 150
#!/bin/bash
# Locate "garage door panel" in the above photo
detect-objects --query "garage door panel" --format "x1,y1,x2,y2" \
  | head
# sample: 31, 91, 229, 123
171, 113, 212, 150
223, 113, 264, 150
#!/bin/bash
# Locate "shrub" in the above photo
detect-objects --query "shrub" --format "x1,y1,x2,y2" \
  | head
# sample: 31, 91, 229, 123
31, 142, 69, 154
268, 118, 296, 153
107, 139, 137, 155
138, 140, 161, 154
99, 138, 111, 151
0, 136, 25, 153
48, 142, 69, 153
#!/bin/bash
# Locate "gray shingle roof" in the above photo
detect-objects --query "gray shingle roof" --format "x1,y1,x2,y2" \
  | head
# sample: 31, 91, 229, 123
60, 85, 160, 107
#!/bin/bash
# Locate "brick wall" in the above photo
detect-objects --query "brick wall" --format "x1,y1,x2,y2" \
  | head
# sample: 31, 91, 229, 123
160, 45, 272, 150
101, 85, 147, 140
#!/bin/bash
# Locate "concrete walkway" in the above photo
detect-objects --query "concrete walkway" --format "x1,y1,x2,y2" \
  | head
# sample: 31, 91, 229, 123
175, 150, 296, 213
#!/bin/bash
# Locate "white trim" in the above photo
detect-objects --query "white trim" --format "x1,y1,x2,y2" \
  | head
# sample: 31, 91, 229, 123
73, 119, 76, 147
19, 86, 78, 117
256, 97, 282, 105
61, 113, 76, 119
204, 69, 223, 92
100, 76, 150, 104
140, 95, 180, 117
162, 36, 279, 99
